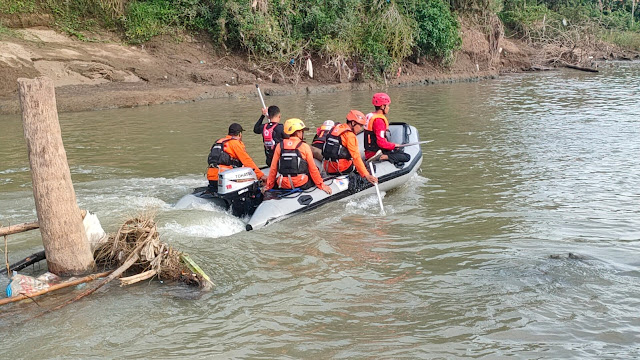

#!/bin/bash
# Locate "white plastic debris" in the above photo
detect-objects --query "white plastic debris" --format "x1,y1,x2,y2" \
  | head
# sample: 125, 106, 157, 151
83, 211, 108, 252
306, 58, 313, 78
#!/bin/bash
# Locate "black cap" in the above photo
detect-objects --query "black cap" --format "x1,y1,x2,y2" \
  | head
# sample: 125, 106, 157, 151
228, 123, 244, 135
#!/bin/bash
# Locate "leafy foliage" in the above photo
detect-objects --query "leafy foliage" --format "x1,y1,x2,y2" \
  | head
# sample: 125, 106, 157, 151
3, 0, 639, 77
402, 0, 462, 61
0, 0, 36, 14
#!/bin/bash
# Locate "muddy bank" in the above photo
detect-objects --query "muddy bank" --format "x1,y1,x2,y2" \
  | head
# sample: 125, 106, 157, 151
0, 20, 629, 115
0, 71, 501, 114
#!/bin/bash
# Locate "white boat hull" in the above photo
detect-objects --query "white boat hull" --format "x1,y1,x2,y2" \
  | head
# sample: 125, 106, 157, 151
246, 123, 423, 230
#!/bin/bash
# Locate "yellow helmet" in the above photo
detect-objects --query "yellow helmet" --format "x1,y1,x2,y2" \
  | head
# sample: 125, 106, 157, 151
283, 118, 308, 135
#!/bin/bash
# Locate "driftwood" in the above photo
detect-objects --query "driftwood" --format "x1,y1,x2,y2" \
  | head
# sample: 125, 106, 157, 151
0, 271, 111, 306
0, 222, 40, 237
0, 210, 88, 275
33, 249, 142, 317
0, 210, 86, 237
529, 65, 555, 71
1, 215, 212, 316
565, 64, 599, 73
120, 269, 157, 286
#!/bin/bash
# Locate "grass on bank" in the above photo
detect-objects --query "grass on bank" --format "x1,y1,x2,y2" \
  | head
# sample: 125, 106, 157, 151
601, 30, 640, 51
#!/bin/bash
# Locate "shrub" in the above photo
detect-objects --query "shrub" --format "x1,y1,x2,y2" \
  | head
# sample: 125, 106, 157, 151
402, 0, 461, 62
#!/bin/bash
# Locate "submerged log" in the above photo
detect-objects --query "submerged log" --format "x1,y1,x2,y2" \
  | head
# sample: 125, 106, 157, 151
565, 64, 599, 73
18, 77, 95, 276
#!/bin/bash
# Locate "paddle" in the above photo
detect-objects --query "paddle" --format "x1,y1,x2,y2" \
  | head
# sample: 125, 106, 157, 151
369, 162, 386, 215
255, 84, 269, 122
395, 140, 433, 148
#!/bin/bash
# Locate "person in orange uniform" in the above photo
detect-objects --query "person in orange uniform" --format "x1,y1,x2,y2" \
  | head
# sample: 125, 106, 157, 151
207, 123, 267, 191
364, 92, 411, 165
322, 110, 378, 185
311, 120, 335, 161
263, 118, 332, 194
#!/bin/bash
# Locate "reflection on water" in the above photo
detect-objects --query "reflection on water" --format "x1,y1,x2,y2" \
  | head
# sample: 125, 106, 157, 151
1, 63, 640, 358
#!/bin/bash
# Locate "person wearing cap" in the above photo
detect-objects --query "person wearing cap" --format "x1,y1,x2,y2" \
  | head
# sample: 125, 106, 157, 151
207, 123, 267, 191
311, 120, 336, 161
263, 118, 332, 194
253, 105, 284, 166
364, 92, 411, 165
321, 110, 378, 184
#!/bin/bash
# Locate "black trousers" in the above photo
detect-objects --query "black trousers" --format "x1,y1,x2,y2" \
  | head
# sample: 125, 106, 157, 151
383, 149, 411, 165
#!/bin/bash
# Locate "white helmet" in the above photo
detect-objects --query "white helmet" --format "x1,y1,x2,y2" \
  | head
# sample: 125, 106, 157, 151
320, 120, 335, 130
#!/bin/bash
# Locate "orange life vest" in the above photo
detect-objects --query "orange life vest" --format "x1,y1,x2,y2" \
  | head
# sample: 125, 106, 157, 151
206, 137, 242, 181
364, 113, 389, 152
276, 137, 311, 189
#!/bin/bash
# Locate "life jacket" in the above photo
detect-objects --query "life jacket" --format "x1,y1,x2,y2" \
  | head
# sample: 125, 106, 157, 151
322, 123, 352, 161
263, 122, 278, 151
208, 138, 242, 168
364, 113, 389, 152
312, 128, 331, 148
278, 138, 309, 176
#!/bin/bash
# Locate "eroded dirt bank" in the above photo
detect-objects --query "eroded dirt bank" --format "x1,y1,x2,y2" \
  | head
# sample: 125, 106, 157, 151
0, 20, 632, 115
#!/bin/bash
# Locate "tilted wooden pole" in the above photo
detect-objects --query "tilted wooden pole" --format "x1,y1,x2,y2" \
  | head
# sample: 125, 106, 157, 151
17, 77, 95, 276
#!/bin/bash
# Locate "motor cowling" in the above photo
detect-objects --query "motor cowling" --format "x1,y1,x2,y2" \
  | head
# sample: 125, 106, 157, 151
217, 167, 259, 197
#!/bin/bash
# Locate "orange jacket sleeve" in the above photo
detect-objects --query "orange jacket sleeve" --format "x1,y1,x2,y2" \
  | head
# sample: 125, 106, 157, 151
229, 140, 264, 178
343, 131, 369, 178
301, 144, 325, 188
265, 144, 281, 191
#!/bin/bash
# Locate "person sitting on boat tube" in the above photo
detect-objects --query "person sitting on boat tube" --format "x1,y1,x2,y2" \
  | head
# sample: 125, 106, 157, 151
364, 93, 411, 166
310, 120, 335, 161
321, 110, 378, 185
207, 123, 267, 191
253, 105, 285, 166
263, 118, 332, 194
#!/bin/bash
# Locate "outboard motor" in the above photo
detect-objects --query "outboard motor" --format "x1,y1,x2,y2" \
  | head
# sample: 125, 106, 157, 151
217, 167, 263, 217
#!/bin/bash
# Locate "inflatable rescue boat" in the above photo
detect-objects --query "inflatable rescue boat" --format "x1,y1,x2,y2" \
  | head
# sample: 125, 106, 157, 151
177, 122, 423, 231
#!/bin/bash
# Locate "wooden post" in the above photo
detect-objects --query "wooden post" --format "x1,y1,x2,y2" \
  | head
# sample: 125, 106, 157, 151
17, 77, 95, 276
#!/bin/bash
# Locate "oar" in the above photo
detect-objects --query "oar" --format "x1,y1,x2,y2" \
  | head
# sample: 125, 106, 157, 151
395, 140, 433, 148
255, 84, 269, 122
369, 162, 385, 215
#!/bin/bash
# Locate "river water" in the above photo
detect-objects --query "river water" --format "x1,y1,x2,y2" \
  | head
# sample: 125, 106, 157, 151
1, 63, 639, 358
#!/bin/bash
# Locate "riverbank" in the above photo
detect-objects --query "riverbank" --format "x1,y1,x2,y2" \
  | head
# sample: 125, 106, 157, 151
0, 21, 636, 115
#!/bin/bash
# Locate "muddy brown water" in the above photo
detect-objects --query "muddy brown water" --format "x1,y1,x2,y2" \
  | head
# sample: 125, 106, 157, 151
1, 63, 640, 358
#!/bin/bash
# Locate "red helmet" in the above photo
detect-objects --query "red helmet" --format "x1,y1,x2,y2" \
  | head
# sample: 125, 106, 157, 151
372, 92, 391, 107
346, 110, 366, 125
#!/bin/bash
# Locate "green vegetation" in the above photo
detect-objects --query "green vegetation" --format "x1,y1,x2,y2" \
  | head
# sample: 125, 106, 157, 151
0, 0, 461, 78
0, 0, 36, 14
500, 0, 640, 41
2, 0, 639, 78
602, 29, 640, 50
123, 0, 214, 43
